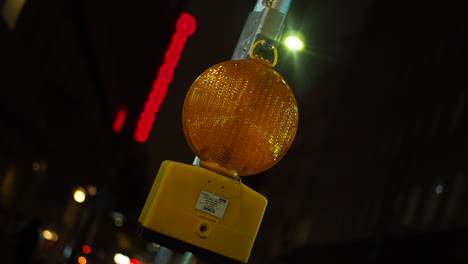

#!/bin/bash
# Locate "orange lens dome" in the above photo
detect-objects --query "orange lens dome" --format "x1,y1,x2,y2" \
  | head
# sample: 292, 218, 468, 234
183, 59, 298, 177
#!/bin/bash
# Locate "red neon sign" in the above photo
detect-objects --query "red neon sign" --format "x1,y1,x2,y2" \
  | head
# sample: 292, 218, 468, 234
134, 12, 197, 142
113, 105, 127, 133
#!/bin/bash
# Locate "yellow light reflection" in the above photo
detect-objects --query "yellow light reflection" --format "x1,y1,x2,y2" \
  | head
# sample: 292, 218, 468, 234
2, 0, 26, 30
114, 218, 124, 227
87, 185, 97, 196
42, 230, 53, 240
32, 162, 40, 172
42, 229, 59, 241
73, 187, 86, 203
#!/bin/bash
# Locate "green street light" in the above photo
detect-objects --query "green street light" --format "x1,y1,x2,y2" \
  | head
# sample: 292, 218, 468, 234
285, 36, 304, 50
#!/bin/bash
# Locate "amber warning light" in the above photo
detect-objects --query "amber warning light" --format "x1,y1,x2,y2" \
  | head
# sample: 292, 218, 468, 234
137, 40, 298, 264
183, 40, 298, 177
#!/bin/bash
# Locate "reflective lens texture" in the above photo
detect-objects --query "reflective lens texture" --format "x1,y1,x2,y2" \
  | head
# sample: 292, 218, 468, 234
183, 60, 298, 176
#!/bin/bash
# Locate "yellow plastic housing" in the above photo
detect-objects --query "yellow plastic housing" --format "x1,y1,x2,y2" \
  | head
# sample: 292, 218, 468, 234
183, 59, 298, 177
139, 160, 268, 263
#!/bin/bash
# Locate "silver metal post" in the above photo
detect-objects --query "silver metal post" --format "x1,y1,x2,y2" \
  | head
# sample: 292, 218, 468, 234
153, 247, 173, 264
176, 252, 196, 264
157, 1, 292, 263
232, 0, 292, 60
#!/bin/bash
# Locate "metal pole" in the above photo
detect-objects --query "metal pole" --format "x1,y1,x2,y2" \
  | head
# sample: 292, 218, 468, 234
155, 1, 292, 263
154, 247, 173, 264
232, 0, 291, 60
176, 252, 196, 264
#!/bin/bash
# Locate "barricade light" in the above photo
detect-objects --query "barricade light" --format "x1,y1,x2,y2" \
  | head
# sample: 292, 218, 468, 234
138, 40, 298, 264
183, 46, 298, 177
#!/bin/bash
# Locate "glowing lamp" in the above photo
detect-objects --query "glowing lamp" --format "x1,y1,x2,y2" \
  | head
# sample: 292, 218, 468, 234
82, 245, 91, 254
42, 229, 59, 241
183, 51, 298, 178
73, 187, 86, 203
138, 40, 298, 264
78, 256, 87, 264
285, 36, 304, 50
114, 253, 130, 264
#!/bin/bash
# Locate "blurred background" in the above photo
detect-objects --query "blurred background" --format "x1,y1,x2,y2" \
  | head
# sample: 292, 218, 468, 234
1, 0, 467, 263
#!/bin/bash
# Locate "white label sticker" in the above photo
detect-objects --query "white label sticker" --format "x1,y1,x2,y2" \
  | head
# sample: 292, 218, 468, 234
195, 190, 229, 218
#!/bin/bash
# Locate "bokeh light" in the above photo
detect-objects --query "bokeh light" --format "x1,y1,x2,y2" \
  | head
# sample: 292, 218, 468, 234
114, 253, 130, 264
82, 245, 92, 254
73, 187, 86, 203
87, 185, 97, 196
77, 256, 87, 264
130, 259, 141, 264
